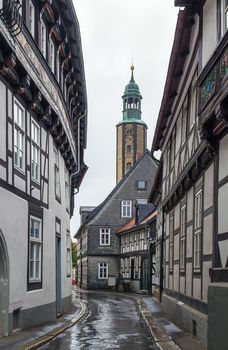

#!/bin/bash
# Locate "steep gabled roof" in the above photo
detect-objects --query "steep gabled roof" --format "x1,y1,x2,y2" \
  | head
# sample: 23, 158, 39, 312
74, 149, 157, 238
152, 8, 193, 152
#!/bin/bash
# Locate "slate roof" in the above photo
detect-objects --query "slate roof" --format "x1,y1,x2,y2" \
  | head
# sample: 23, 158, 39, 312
137, 203, 155, 222
74, 149, 157, 238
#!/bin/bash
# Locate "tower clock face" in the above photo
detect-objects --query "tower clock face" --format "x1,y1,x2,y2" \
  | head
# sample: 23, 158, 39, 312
125, 127, 133, 136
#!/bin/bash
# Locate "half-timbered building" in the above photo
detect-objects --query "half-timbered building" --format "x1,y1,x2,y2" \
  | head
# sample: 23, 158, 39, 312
0, 0, 87, 336
117, 204, 156, 294
75, 150, 157, 290
149, 1, 228, 346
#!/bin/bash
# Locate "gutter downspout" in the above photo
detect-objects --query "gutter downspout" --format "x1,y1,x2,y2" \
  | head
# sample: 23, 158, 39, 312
70, 111, 87, 194
159, 209, 164, 303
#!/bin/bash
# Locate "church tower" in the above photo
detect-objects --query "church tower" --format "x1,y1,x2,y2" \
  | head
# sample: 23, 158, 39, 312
116, 65, 147, 183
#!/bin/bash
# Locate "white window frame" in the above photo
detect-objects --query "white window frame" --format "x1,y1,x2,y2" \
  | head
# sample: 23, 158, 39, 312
121, 200, 132, 218
194, 189, 202, 268
40, 19, 47, 57
14, 99, 25, 172
189, 71, 197, 131
31, 119, 40, 183
98, 262, 108, 279
28, 0, 35, 38
18, 0, 22, 15
66, 231, 71, 277
181, 95, 188, 146
100, 228, 110, 246
180, 204, 186, 270
56, 51, 60, 83
29, 216, 42, 282
54, 146, 61, 199
65, 167, 70, 211
49, 39, 55, 73
222, 0, 228, 35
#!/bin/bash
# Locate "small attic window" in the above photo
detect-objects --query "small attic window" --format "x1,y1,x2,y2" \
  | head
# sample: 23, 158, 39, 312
136, 180, 147, 190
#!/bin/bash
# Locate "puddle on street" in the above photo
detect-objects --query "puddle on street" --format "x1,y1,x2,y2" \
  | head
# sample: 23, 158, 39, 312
40, 293, 157, 350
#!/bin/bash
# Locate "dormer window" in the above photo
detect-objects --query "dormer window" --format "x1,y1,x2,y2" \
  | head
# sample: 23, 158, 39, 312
121, 200, 132, 218
27, 0, 35, 38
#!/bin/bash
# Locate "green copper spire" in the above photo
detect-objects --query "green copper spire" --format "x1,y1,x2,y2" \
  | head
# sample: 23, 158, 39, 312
120, 65, 146, 124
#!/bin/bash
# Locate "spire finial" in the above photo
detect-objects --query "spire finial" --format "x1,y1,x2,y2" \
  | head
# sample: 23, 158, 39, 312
130, 60, 135, 82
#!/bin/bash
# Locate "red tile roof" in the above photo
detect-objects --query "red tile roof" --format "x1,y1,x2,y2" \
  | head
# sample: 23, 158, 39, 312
117, 210, 157, 235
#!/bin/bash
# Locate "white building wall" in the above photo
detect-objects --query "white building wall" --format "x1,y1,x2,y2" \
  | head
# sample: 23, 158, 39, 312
202, 0, 217, 68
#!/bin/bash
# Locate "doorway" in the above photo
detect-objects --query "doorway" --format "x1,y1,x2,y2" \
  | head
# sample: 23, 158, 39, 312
130, 258, 135, 280
140, 257, 148, 290
0, 230, 9, 336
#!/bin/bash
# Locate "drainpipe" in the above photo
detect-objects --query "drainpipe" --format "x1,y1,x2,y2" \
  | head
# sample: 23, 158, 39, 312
70, 111, 87, 194
135, 202, 139, 225
159, 209, 165, 303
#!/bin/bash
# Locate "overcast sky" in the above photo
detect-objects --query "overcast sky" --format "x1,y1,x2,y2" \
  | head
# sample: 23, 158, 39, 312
70, 1, 179, 235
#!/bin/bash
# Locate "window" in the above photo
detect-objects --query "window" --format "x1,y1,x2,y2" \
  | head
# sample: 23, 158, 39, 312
126, 129, 133, 136
139, 230, 144, 250
27, 0, 35, 38
18, 0, 22, 15
40, 19, 46, 57
137, 180, 146, 190
98, 262, 108, 279
226, 0, 228, 31
100, 228, 110, 246
170, 130, 175, 168
61, 70, 64, 93
127, 145, 131, 153
31, 119, 40, 182
128, 111, 133, 118
126, 162, 131, 170
29, 217, 42, 282
56, 52, 60, 83
66, 231, 71, 277
222, 0, 228, 34
121, 200, 132, 218
14, 99, 25, 172
189, 72, 197, 130
166, 141, 171, 173
49, 40, 55, 73
54, 146, 61, 199
169, 215, 174, 272
194, 189, 202, 268
180, 205, 186, 270
65, 167, 70, 211
181, 95, 188, 145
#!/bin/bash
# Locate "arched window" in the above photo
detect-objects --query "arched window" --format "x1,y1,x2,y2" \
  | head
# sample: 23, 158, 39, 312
127, 162, 131, 170
126, 129, 133, 136
127, 145, 131, 153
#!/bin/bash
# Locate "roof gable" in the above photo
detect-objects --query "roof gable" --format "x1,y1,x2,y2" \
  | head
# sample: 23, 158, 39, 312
75, 149, 157, 237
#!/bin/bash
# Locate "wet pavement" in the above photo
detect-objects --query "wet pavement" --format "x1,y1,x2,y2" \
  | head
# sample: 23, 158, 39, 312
40, 291, 157, 350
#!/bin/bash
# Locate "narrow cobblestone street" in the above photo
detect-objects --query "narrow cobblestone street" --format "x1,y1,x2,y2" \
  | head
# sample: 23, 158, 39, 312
40, 291, 157, 350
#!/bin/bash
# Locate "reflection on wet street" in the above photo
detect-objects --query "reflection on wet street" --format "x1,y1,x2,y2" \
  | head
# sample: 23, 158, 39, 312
41, 291, 157, 350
